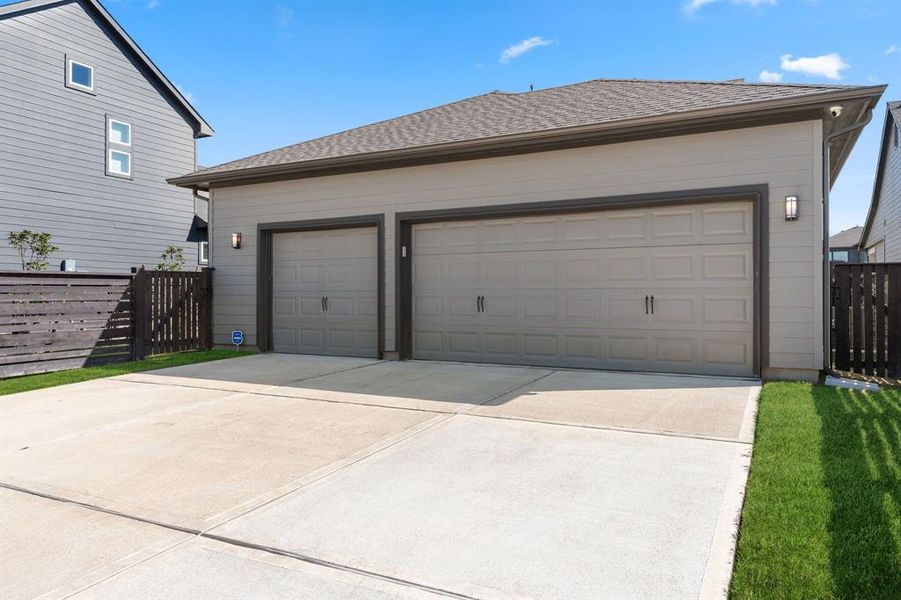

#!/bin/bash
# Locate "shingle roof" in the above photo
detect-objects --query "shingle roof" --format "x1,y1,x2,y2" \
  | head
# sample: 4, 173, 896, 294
829, 226, 862, 248
193, 78, 860, 177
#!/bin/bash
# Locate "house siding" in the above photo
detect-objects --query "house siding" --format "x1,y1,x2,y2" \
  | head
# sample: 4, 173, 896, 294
0, 0, 199, 273
864, 120, 901, 262
210, 120, 825, 376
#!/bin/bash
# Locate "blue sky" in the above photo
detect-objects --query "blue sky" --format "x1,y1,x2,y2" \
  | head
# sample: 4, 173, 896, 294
106, 1, 898, 232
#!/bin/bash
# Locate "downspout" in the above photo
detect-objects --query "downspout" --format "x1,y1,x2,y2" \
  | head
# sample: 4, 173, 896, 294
821, 107, 874, 375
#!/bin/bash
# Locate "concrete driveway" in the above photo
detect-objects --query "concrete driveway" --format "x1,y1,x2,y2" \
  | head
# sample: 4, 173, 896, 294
0, 354, 759, 600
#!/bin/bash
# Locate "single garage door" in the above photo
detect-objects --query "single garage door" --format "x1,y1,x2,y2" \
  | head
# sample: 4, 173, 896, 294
412, 201, 754, 376
272, 227, 378, 357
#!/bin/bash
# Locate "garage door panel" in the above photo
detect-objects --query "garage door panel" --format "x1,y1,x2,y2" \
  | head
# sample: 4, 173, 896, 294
562, 296, 604, 321
703, 296, 752, 325
448, 331, 480, 354
414, 246, 749, 290
272, 228, 378, 358
651, 253, 696, 281
702, 252, 751, 281
702, 204, 753, 238
605, 291, 650, 324
413, 203, 752, 256
411, 200, 754, 376
483, 333, 518, 357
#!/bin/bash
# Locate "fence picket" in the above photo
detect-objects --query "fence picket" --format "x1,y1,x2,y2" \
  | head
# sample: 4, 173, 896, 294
864, 267, 874, 374
875, 264, 886, 377
889, 267, 901, 378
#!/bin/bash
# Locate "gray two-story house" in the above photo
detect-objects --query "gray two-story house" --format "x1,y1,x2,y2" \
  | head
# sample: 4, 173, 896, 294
0, 0, 212, 273
860, 101, 901, 262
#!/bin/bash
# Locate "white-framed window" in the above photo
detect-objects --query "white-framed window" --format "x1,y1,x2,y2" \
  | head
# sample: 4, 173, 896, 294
107, 149, 131, 177
66, 58, 94, 92
105, 116, 132, 178
108, 119, 131, 146
198, 241, 209, 265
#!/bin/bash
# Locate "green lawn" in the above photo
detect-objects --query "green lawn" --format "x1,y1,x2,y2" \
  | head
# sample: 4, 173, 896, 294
0, 349, 253, 396
731, 381, 901, 599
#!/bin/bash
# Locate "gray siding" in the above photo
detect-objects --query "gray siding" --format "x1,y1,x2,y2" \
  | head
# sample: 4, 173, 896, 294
210, 120, 826, 378
0, 0, 200, 273
864, 120, 901, 262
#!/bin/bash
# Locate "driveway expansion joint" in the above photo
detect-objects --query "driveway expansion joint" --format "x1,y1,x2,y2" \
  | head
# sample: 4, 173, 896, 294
1, 483, 474, 600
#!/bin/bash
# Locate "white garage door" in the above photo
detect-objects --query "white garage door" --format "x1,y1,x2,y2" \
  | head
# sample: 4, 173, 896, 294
272, 227, 378, 357
412, 201, 754, 376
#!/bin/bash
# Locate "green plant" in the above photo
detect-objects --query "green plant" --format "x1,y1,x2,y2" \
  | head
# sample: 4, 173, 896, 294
7, 229, 58, 271
157, 245, 186, 271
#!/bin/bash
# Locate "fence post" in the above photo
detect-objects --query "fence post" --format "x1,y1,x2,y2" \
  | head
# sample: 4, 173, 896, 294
201, 267, 213, 349
833, 264, 850, 372
875, 264, 886, 377
132, 268, 149, 360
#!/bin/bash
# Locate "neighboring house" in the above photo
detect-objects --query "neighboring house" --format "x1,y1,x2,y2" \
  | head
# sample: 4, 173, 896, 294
860, 101, 901, 262
171, 78, 885, 381
829, 226, 867, 263
0, 0, 213, 273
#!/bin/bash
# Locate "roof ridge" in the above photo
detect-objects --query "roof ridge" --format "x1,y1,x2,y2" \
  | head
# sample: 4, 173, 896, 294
487, 77, 857, 96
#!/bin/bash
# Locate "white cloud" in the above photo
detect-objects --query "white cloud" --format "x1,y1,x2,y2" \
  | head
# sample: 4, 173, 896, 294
683, 0, 717, 13
499, 36, 554, 64
274, 4, 295, 28
885, 44, 898, 55
175, 84, 194, 104
683, 0, 775, 15
780, 53, 849, 79
758, 70, 783, 83
147, 0, 159, 8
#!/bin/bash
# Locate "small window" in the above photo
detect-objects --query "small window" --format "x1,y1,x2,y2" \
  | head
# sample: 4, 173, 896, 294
109, 119, 131, 146
894, 124, 899, 149
830, 250, 849, 263
198, 241, 209, 265
66, 58, 94, 92
108, 149, 131, 176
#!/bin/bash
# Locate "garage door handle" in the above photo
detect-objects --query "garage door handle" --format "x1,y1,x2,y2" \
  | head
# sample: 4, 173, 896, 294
645, 295, 649, 315
650, 295, 654, 315
477, 295, 484, 313
325, 297, 329, 312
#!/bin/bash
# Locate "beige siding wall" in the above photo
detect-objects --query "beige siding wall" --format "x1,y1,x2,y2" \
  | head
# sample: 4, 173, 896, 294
864, 120, 901, 261
210, 120, 825, 374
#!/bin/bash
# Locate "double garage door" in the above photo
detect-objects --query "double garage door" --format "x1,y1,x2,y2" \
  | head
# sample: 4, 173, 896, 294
270, 200, 754, 376
411, 201, 755, 377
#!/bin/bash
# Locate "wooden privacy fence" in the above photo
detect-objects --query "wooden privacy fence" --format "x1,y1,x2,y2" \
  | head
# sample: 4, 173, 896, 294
831, 263, 901, 378
0, 269, 212, 378
132, 269, 212, 359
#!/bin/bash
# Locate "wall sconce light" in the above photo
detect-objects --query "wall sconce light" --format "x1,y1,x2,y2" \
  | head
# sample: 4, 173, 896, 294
231, 232, 242, 249
784, 196, 798, 221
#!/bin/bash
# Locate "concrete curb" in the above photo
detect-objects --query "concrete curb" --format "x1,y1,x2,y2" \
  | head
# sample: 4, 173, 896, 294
697, 386, 759, 599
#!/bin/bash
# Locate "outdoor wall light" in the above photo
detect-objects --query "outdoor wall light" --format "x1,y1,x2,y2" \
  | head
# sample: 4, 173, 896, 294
231, 232, 242, 249
784, 196, 798, 221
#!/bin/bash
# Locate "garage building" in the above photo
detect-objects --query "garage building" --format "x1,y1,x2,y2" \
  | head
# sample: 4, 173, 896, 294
170, 78, 885, 381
